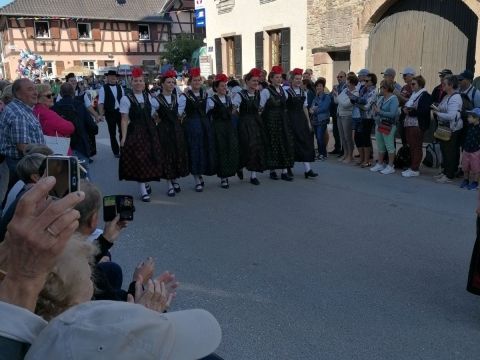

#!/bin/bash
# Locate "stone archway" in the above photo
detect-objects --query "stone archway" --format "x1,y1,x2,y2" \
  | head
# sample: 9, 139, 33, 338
350, 0, 480, 74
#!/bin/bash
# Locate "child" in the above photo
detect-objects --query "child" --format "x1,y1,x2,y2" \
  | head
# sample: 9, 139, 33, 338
460, 108, 480, 190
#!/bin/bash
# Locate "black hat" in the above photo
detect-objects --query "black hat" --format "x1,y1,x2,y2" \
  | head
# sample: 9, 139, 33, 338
458, 70, 474, 81
106, 70, 118, 76
438, 69, 452, 76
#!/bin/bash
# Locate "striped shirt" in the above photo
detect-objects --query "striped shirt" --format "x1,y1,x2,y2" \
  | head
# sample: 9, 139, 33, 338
0, 98, 45, 159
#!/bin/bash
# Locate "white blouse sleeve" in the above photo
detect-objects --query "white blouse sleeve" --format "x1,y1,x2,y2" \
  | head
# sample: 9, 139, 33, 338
232, 93, 242, 108
259, 89, 270, 108
119, 95, 130, 114
98, 86, 105, 104
206, 97, 215, 113
178, 94, 187, 116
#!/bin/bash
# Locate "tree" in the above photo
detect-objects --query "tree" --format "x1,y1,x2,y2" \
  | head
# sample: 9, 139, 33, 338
162, 34, 203, 70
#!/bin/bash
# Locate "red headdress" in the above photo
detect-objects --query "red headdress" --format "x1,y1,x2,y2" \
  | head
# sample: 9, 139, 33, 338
249, 68, 262, 78
215, 73, 228, 83
131, 67, 143, 78
271, 65, 283, 75
162, 69, 177, 79
291, 68, 303, 76
189, 67, 201, 78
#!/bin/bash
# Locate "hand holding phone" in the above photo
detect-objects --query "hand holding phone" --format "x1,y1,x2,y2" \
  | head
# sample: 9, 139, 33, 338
103, 195, 135, 222
46, 156, 80, 198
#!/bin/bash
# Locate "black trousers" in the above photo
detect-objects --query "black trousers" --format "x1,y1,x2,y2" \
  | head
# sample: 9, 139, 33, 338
439, 130, 460, 179
105, 110, 122, 155
331, 115, 342, 152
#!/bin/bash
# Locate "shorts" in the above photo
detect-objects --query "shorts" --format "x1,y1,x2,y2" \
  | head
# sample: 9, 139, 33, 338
462, 149, 480, 173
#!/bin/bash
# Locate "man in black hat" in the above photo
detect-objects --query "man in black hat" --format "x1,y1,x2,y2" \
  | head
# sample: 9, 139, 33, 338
98, 70, 125, 157
458, 70, 480, 108
432, 69, 452, 105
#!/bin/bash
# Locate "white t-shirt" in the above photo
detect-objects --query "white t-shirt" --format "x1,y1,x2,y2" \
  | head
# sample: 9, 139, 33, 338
99, 84, 125, 110
119, 93, 159, 116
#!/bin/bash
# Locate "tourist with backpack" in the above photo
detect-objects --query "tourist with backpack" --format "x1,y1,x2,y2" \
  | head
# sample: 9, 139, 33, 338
53, 83, 98, 179
431, 75, 463, 184
458, 70, 480, 108
401, 75, 432, 177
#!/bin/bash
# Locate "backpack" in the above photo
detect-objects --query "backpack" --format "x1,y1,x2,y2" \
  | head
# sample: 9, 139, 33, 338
460, 92, 474, 122
394, 145, 411, 169
422, 141, 443, 168
54, 104, 82, 149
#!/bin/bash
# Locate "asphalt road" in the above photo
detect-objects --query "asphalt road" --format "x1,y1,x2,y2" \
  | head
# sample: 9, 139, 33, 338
91, 123, 480, 360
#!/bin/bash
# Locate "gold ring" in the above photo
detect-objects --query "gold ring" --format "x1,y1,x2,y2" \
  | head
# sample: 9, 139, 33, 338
46, 226, 59, 237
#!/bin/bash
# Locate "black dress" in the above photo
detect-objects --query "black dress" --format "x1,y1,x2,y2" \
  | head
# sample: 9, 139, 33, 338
467, 216, 480, 295
182, 89, 217, 176
119, 92, 162, 182
237, 90, 266, 172
208, 95, 239, 178
286, 87, 315, 162
261, 86, 294, 170
156, 92, 190, 180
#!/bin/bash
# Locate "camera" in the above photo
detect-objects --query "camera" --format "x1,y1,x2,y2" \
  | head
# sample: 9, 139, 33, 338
103, 195, 135, 222
45, 156, 80, 198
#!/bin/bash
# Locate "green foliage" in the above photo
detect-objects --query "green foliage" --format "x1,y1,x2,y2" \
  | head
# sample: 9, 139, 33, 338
163, 34, 203, 70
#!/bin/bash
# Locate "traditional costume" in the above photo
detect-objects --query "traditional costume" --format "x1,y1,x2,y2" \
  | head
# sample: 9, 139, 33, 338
119, 68, 162, 201
232, 68, 266, 184
156, 70, 190, 197
206, 74, 239, 188
260, 66, 294, 180
178, 68, 216, 192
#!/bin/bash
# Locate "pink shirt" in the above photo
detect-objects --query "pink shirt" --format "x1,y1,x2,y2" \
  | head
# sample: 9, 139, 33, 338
33, 104, 75, 137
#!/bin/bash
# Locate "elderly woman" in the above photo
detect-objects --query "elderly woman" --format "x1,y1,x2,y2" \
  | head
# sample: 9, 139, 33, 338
336, 74, 359, 164
370, 80, 399, 175
401, 75, 433, 177
34, 83, 75, 140
206, 73, 240, 189
310, 78, 331, 161
432, 74, 463, 183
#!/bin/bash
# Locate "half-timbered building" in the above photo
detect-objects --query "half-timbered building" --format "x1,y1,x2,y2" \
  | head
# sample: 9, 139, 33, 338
0, 0, 199, 80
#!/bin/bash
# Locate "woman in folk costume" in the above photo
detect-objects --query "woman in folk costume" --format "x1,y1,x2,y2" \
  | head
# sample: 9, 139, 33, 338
206, 73, 240, 189
119, 67, 162, 202
259, 65, 295, 181
178, 67, 216, 192
156, 69, 190, 197
232, 68, 266, 185
285, 68, 318, 178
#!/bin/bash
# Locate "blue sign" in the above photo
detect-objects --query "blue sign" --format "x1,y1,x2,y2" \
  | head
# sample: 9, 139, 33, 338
195, 9, 206, 28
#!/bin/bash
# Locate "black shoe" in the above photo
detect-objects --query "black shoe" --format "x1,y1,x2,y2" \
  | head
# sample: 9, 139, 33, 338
336, 152, 344, 158
199, 176, 205, 187
305, 170, 318, 179
237, 170, 244, 180
250, 177, 260, 185
287, 168, 293, 177
195, 184, 203, 192
221, 179, 229, 189
145, 183, 152, 195
172, 182, 181, 193
269, 171, 279, 180
167, 188, 176, 197
88, 158, 94, 164
141, 194, 151, 202
281, 173, 293, 181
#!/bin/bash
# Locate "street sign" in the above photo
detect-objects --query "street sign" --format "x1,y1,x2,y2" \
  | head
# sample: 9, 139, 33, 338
195, 9, 206, 28
200, 55, 212, 76
195, 0, 205, 10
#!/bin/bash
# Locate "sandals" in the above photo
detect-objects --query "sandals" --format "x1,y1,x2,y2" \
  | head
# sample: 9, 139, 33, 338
141, 194, 151, 202
171, 182, 181, 193
360, 162, 372, 168
195, 184, 204, 192
167, 188, 176, 197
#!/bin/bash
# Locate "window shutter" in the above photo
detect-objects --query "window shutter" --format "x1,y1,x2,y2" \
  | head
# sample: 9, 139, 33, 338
132, 26, 139, 41
255, 31, 264, 70
50, 20, 60, 39
68, 20, 78, 40
97, 60, 106, 67
149, 24, 157, 41
233, 35, 242, 77
56, 60, 65, 75
280, 28, 290, 72
74, 60, 81, 66
215, 37, 222, 74
25, 19, 34, 38
92, 22, 101, 41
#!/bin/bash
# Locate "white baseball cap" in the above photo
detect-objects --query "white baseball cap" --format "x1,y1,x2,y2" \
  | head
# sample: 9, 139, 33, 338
25, 301, 222, 360
401, 67, 416, 76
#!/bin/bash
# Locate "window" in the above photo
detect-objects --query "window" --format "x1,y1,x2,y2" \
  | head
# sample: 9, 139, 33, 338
82, 61, 95, 70
138, 25, 150, 40
78, 23, 92, 40
45, 61, 54, 75
225, 37, 235, 76
105, 60, 115, 67
216, 0, 235, 14
35, 21, 50, 38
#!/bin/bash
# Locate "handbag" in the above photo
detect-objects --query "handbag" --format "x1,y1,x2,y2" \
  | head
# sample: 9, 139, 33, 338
378, 120, 392, 135
433, 125, 452, 141
44, 133, 70, 155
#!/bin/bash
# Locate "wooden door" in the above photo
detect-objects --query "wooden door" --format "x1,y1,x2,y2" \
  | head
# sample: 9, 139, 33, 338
366, 10, 468, 91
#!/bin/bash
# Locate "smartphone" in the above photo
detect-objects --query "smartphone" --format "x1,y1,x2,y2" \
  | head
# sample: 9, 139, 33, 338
46, 156, 80, 198
103, 195, 135, 222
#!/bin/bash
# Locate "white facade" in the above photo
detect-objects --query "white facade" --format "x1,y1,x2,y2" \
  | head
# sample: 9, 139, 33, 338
205, 0, 307, 76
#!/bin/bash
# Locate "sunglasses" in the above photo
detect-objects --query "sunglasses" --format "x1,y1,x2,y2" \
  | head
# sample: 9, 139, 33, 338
337, 76, 344, 79
411, 82, 417, 86
43, 93, 53, 99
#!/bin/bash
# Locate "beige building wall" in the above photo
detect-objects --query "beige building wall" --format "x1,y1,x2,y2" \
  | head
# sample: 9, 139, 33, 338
205, 0, 308, 74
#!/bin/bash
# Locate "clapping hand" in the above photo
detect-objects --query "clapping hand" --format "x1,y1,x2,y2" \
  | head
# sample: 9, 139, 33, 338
127, 276, 174, 313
